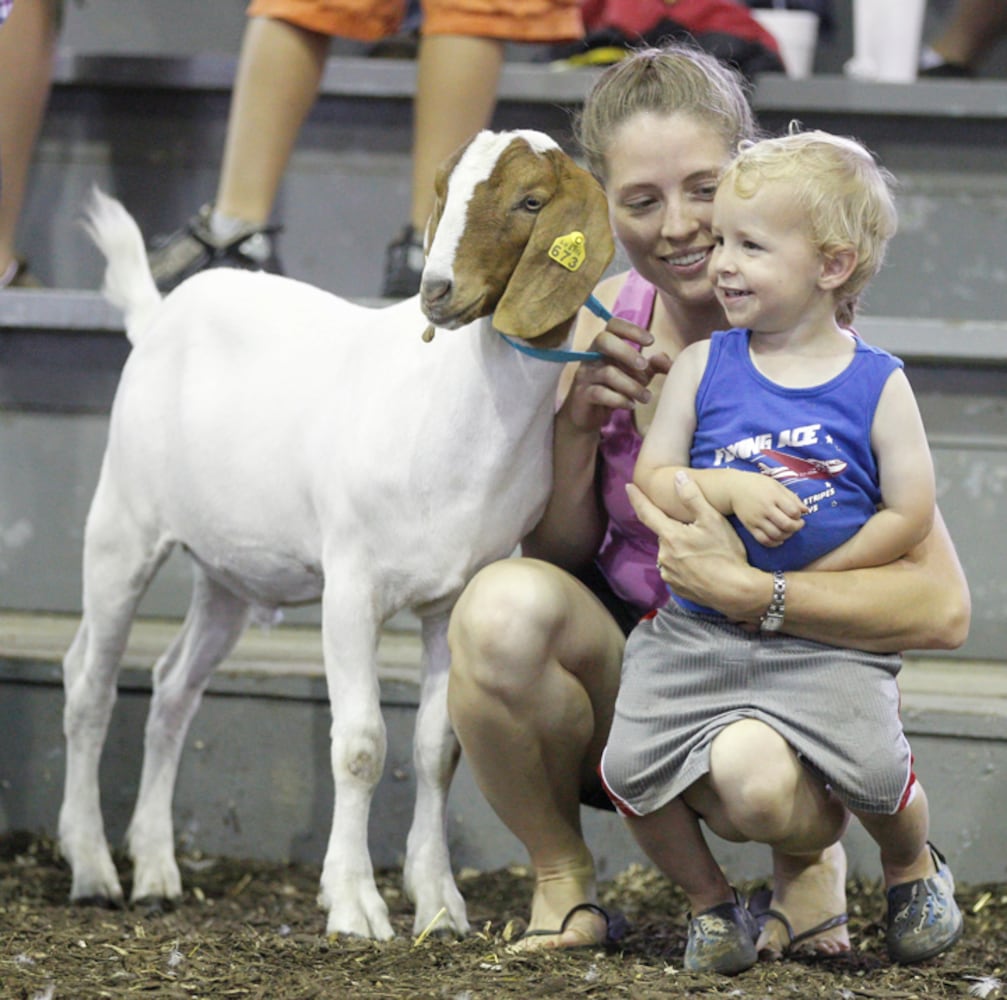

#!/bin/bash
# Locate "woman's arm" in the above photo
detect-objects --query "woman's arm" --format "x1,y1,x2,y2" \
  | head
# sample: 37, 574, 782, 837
522, 273, 671, 568
628, 474, 970, 652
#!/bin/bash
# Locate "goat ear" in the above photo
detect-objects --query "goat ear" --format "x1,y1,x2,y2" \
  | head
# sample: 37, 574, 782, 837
493, 154, 614, 340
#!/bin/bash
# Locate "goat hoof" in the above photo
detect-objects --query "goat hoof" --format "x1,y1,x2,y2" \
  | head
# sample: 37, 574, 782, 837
132, 895, 176, 916
72, 893, 125, 910
419, 924, 461, 942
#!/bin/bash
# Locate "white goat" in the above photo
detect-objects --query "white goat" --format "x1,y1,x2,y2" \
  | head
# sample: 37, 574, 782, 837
59, 129, 613, 940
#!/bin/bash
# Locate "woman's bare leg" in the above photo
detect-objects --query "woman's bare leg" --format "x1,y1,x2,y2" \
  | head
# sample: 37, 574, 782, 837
929, 0, 1007, 70
448, 558, 624, 949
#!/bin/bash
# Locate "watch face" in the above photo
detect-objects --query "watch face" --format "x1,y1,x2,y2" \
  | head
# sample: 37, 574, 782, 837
761, 614, 784, 632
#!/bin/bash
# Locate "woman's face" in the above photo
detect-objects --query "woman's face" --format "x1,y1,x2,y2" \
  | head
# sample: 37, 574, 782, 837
604, 112, 732, 308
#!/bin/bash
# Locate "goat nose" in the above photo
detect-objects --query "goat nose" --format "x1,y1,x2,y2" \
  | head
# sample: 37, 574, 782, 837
421, 277, 452, 304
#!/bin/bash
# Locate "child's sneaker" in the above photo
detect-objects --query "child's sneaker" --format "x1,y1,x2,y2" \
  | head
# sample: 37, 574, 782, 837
684, 888, 759, 975
885, 843, 963, 964
147, 205, 282, 292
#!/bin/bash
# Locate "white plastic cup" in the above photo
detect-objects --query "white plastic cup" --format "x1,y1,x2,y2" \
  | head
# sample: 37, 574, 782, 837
751, 9, 820, 79
844, 0, 926, 83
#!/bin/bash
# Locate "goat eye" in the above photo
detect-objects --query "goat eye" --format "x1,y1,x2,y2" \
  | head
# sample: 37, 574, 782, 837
521, 195, 544, 213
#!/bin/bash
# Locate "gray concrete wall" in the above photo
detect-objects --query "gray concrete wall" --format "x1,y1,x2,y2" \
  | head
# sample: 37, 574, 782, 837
21, 60, 1007, 311
2, 652, 1005, 885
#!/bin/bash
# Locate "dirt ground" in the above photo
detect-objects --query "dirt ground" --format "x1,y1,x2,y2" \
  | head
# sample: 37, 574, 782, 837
2, 831, 1005, 1000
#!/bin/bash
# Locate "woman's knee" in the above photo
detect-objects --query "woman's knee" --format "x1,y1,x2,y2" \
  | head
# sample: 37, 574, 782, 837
448, 559, 567, 698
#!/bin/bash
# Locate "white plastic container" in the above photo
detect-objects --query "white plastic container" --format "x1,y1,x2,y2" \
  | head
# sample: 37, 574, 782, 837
751, 8, 820, 79
844, 0, 926, 83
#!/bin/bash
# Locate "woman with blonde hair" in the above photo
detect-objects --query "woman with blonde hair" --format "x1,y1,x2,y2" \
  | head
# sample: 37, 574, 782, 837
447, 43, 970, 968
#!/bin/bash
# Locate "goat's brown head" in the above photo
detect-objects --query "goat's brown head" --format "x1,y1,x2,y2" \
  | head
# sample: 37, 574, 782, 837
420, 130, 614, 340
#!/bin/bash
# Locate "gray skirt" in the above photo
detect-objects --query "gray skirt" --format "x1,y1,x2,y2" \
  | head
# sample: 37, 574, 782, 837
600, 601, 911, 818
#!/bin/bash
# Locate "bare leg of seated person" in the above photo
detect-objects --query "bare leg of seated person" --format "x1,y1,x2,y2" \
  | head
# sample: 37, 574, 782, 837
447, 559, 624, 950
685, 719, 852, 958
0, 0, 58, 287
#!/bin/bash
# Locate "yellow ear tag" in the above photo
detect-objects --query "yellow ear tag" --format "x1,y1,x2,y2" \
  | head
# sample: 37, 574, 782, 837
548, 231, 587, 272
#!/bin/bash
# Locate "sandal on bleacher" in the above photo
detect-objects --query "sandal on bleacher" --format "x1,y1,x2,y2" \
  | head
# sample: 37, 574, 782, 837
0, 257, 44, 289
381, 224, 424, 299
146, 205, 283, 293
885, 843, 963, 964
684, 888, 759, 975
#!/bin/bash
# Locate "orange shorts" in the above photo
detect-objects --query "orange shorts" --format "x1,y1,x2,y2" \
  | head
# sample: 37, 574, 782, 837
246, 0, 583, 43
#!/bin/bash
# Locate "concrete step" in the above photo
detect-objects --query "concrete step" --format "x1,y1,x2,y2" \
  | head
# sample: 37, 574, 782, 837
20, 51, 1007, 319
2, 611, 1005, 884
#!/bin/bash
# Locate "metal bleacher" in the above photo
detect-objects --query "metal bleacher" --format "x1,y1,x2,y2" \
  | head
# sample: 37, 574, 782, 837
1, 0, 1006, 883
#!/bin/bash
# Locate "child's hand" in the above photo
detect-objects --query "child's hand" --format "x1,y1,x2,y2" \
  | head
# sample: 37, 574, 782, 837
731, 475, 808, 547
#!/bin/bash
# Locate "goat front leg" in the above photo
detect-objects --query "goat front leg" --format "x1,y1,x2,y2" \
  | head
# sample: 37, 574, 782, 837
404, 613, 469, 936
317, 587, 394, 940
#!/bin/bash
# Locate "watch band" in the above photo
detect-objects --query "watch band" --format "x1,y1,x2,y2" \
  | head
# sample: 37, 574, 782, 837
760, 571, 786, 632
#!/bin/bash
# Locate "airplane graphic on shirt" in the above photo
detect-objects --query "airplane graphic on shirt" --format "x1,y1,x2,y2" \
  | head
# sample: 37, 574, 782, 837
755, 449, 848, 484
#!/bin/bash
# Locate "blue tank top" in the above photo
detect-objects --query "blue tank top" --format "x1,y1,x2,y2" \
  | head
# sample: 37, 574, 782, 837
689, 327, 903, 576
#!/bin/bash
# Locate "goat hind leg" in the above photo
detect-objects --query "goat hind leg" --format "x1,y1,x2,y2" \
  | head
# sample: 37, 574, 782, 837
404, 614, 469, 937
60, 484, 169, 905
128, 569, 251, 904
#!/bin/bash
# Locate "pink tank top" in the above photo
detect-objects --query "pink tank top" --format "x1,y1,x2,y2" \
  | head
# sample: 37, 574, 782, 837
594, 270, 667, 612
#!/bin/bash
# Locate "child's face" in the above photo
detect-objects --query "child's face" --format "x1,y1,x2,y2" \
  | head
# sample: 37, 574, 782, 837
709, 178, 826, 335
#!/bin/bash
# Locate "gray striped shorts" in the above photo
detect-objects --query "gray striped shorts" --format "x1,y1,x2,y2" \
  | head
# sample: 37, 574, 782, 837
601, 601, 911, 818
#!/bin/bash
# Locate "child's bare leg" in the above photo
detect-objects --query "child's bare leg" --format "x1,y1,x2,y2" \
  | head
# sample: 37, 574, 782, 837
855, 785, 931, 888
627, 797, 733, 914
627, 797, 757, 975
686, 719, 851, 956
856, 785, 963, 963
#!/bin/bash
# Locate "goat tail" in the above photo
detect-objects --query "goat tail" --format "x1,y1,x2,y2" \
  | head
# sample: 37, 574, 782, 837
82, 186, 162, 346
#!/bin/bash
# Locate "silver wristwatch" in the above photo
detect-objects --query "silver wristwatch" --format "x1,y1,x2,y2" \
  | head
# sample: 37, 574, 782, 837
760, 571, 786, 632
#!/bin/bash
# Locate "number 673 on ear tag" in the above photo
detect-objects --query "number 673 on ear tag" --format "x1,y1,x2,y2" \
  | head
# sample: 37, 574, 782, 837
548, 231, 587, 272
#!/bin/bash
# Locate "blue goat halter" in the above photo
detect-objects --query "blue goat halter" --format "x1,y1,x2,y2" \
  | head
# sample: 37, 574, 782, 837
497, 294, 610, 363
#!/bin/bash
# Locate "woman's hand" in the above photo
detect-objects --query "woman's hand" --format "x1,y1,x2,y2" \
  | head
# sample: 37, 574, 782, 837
630, 475, 972, 652
627, 473, 767, 624
562, 317, 672, 434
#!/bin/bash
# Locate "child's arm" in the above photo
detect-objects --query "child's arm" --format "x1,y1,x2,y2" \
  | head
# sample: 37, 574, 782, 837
809, 369, 935, 572
634, 342, 807, 545
633, 342, 707, 520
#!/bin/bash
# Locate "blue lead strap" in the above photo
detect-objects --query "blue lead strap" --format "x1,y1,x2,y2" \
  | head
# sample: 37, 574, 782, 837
497, 293, 611, 363
584, 293, 613, 322
500, 336, 603, 363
